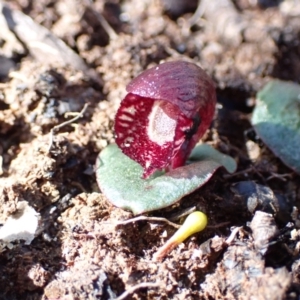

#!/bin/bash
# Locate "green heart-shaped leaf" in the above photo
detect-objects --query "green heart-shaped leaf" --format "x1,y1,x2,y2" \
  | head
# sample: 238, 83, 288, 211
252, 80, 300, 174
96, 144, 236, 215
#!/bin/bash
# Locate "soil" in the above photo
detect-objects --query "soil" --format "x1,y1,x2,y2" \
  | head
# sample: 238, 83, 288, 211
0, 0, 300, 299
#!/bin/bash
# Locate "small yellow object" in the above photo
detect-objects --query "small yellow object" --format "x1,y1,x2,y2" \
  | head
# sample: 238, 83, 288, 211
153, 211, 208, 261
172, 211, 207, 244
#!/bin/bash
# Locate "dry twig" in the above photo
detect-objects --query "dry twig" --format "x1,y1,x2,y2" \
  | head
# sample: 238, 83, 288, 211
115, 282, 160, 300
207, 221, 230, 229
225, 226, 243, 244
266, 172, 294, 182
168, 206, 196, 222
47, 103, 89, 153
83, 0, 118, 40
103, 216, 181, 229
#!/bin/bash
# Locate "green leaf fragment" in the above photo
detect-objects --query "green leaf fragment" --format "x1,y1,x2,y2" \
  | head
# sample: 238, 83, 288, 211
96, 144, 236, 215
252, 80, 300, 174
189, 143, 237, 173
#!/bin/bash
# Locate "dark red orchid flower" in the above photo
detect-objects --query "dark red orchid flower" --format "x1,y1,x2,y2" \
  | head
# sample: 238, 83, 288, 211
115, 61, 216, 178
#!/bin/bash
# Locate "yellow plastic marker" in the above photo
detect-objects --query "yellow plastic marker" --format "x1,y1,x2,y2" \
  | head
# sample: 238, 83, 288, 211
153, 211, 208, 261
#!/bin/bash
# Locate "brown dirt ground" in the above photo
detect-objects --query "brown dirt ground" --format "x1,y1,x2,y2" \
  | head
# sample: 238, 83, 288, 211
0, 0, 300, 299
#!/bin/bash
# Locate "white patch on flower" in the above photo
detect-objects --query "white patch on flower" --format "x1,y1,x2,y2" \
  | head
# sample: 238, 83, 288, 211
118, 122, 129, 127
147, 101, 177, 146
145, 160, 151, 168
124, 136, 134, 144
122, 106, 136, 115
175, 138, 184, 145
118, 114, 133, 122
180, 125, 191, 131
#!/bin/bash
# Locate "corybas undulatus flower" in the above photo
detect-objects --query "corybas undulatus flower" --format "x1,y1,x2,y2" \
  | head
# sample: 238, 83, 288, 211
115, 61, 216, 178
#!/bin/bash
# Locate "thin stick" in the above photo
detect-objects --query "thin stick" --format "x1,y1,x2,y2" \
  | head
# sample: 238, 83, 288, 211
266, 172, 293, 182
223, 167, 254, 179
48, 103, 89, 153
84, 0, 118, 40
103, 216, 181, 229
207, 221, 230, 229
115, 283, 160, 300
0, 155, 3, 175
225, 226, 242, 244
189, 0, 205, 27
93, 10, 118, 40
169, 206, 196, 222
